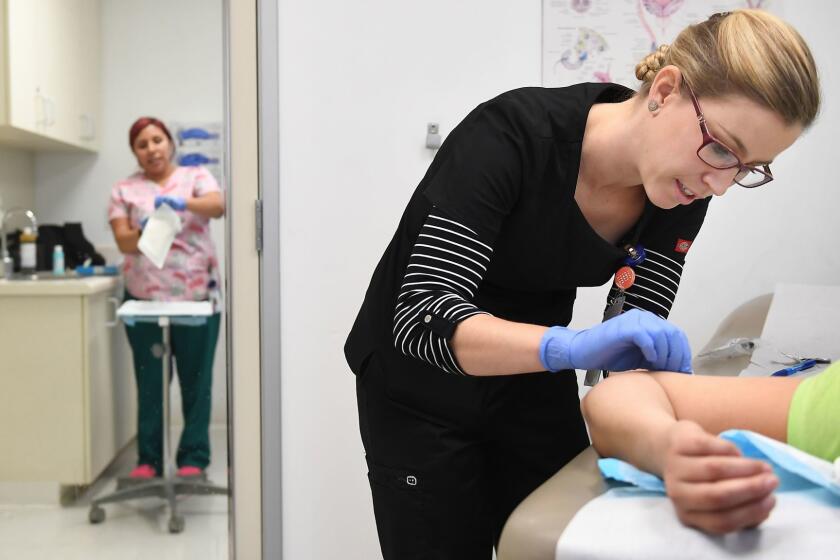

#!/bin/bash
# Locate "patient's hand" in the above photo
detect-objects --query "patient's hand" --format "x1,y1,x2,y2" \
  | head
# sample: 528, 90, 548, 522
661, 420, 779, 534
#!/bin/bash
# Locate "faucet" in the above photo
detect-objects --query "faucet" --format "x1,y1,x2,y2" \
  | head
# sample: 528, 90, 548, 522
1, 207, 38, 279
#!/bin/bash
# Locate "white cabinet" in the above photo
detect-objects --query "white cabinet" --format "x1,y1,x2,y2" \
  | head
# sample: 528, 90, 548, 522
77, 0, 99, 149
3, 0, 39, 136
0, 280, 135, 486
0, 0, 101, 152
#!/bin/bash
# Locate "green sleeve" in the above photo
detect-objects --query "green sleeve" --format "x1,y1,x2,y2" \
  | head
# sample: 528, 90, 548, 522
787, 361, 840, 462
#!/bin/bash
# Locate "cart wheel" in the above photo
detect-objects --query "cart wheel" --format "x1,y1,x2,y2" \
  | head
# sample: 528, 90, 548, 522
168, 515, 185, 534
89, 506, 106, 524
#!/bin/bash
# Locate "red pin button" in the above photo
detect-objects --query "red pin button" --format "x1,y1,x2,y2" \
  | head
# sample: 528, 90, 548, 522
614, 266, 635, 290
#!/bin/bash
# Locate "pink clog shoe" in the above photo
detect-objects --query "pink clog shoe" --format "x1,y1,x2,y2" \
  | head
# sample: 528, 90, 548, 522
129, 464, 157, 479
177, 465, 203, 477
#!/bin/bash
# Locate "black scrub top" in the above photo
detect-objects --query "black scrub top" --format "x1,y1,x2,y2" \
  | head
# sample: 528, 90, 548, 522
345, 82, 710, 376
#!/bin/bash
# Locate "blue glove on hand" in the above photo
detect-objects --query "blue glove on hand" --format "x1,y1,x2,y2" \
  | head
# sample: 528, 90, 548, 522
154, 195, 187, 211
539, 309, 693, 374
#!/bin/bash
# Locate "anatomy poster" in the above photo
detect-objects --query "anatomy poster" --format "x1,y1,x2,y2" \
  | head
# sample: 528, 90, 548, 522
542, 0, 779, 88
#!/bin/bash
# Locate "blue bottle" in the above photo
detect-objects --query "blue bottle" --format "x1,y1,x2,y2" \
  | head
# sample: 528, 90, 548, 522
52, 244, 65, 276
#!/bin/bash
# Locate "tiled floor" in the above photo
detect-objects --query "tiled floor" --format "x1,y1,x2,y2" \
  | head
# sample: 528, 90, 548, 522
0, 426, 230, 560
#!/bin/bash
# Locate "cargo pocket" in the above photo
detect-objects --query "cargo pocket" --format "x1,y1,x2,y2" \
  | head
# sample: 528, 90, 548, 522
366, 458, 430, 558
355, 351, 383, 454
356, 350, 376, 384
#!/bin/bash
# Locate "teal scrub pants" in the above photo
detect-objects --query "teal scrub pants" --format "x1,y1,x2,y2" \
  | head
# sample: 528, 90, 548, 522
124, 293, 220, 474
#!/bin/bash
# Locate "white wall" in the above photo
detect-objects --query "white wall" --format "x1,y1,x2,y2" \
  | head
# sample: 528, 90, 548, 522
279, 2, 840, 559
32, 0, 228, 424
0, 147, 34, 220
279, 1, 540, 557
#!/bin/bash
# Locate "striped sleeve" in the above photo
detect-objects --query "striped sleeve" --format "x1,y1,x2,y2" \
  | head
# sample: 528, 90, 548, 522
602, 198, 708, 326
393, 208, 493, 375
613, 248, 683, 319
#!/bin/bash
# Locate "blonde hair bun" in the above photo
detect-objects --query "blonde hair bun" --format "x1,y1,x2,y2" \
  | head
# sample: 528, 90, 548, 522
631, 10, 820, 128
635, 44, 670, 83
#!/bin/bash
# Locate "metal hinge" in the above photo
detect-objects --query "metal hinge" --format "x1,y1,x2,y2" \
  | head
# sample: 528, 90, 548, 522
255, 199, 263, 253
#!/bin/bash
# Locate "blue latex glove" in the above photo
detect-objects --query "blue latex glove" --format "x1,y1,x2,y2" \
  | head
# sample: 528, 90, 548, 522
154, 195, 187, 211
539, 309, 693, 373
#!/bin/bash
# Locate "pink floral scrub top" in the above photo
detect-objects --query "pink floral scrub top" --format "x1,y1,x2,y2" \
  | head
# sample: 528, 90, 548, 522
108, 165, 222, 303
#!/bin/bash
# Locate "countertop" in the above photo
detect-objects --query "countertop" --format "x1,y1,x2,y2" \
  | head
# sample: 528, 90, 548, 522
0, 275, 120, 296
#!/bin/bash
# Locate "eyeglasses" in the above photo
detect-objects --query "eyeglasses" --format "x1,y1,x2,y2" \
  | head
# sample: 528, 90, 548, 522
683, 81, 773, 188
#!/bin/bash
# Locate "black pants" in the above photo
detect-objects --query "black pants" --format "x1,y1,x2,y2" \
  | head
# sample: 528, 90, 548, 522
356, 345, 589, 560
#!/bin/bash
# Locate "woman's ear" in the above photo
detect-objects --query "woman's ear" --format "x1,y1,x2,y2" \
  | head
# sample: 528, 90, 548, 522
649, 65, 685, 109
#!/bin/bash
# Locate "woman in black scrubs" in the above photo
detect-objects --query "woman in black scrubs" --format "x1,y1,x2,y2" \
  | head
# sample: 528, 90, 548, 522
346, 10, 820, 559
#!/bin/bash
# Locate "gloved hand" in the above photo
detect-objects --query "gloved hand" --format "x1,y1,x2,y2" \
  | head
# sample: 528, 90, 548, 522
154, 195, 187, 211
539, 309, 693, 373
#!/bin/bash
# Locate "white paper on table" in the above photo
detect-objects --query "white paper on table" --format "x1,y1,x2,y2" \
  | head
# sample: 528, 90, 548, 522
117, 300, 212, 318
739, 283, 840, 377
556, 488, 840, 560
137, 203, 182, 269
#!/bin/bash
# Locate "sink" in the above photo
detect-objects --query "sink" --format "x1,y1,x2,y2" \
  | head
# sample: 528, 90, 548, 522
7, 271, 78, 281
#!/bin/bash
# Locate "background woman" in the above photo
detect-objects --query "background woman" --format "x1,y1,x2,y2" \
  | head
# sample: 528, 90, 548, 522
108, 116, 225, 479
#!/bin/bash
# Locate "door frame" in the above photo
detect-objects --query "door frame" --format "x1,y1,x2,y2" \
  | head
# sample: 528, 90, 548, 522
256, 0, 282, 557
225, 0, 282, 557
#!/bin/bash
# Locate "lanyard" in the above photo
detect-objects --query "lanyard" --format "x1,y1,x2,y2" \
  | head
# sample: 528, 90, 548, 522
583, 201, 657, 386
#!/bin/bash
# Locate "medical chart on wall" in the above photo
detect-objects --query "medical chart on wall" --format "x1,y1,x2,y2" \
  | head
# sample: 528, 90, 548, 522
542, 0, 780, 89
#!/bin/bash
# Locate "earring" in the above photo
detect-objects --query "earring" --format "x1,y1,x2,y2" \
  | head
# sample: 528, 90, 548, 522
648, 100, 659, 112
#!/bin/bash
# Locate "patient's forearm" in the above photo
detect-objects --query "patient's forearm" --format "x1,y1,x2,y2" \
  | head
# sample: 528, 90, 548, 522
647, 372, 798, 440
581, 371, 801, 475
581, 373, 678, 475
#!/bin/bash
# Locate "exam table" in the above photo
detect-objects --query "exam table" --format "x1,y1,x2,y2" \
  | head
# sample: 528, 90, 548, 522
497, 294, 773, 560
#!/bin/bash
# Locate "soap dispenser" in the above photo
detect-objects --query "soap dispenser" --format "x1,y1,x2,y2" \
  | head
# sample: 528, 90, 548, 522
19, 227, 37, 273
